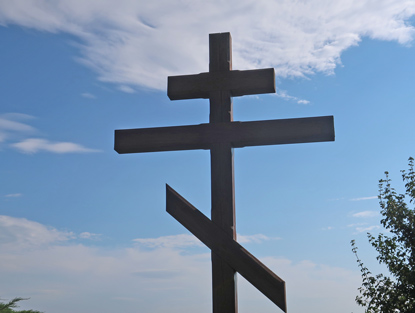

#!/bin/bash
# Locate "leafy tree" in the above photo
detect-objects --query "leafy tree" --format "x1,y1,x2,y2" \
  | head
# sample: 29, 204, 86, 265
351, 157, 415, 313
0, 298, 42, 313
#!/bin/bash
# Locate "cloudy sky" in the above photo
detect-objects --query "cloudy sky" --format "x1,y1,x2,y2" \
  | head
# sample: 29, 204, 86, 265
1, 1, 415, 313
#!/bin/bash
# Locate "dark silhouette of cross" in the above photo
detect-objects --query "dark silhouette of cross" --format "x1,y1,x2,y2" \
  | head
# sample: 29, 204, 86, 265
115, 32, 334, 313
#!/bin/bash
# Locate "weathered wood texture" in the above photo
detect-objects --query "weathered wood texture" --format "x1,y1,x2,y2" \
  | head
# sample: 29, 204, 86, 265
166, 185, 287, 312
114, 116, 335, 154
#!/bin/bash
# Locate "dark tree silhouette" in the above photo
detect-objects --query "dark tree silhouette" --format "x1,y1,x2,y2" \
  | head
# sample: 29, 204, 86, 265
352, 157, 415, 313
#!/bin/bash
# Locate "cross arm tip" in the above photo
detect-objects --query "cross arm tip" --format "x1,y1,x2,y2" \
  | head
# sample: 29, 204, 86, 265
166, 184, 174, 193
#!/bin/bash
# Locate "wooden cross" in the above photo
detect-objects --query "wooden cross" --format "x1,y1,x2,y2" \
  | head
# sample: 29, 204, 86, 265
115, 32, 335, 313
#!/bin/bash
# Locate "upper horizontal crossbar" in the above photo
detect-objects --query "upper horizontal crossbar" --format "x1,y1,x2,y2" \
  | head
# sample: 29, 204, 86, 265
114, 116, 334, 154
168, 68, 275, 100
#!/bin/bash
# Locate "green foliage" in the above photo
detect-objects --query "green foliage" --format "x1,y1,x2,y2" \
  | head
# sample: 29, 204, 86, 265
351, 157, 415, 313
0, 298, 42, 313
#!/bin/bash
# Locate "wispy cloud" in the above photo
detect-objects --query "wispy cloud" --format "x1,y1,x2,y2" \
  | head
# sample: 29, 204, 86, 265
0, 215, 75, 248
355, 225, 381, 233
133, 233, 279, 249
0, 117, 35, 132
237, 233, 281, 243
11, 138, 101, 154
348, 222, 381, 233
1, 113, 100, 154
0, 215, 103, 248
350, 196, 378, 201
79, 232, 102, 240
0, 1, 413, 90
328, 196, 378, 202
275, 89, 310, 105
0, 215, 362, 313
348, 222, 367, 228
81, 92, 96, 99
133, 234, 203, 249
0, 113, 36, 143
4, 193, 22, 198
327, 197, 345, 201
118, 85, 135, 93
352, 210, 379, 218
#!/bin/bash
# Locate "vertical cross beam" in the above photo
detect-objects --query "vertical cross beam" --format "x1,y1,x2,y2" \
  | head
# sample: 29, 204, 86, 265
209, 33, 237, 313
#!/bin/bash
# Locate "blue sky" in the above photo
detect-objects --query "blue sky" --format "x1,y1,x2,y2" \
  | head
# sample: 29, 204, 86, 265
1, 1, 415, 313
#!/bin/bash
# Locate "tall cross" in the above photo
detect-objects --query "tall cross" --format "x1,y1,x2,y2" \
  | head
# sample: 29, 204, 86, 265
115, 32, 335, 313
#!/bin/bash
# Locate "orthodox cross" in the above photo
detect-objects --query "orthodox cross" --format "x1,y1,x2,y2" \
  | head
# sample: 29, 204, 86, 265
115, 32, 335, 313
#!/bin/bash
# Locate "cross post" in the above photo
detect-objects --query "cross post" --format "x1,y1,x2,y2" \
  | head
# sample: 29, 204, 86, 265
115, 32, 335, 313
208, 33, 237, 313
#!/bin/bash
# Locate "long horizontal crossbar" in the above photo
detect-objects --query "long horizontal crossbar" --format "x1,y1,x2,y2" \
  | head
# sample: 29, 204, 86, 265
166, 185, 287, 312
115, 116, 334, 154
168, 68, 275, 100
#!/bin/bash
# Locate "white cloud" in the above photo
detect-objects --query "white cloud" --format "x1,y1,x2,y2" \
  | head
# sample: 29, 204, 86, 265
118, 85, 135, 93
275, 89, 311, 105
247, 258, 363, 313
81, 92, 96, 99
0, 113, 35, 123
355, 225, 381, 233
237, 233, 281, 244
1, 113, 100, 154
347, 222, 367, 228
4, 193, 22, 198
327, 197, 345, 201
347, 222, 381, 233
352, 210, 379, 218
79, 232, 102, 240
133, 233, 279, 249
133, 234, 203, 249
350, 196, 378, 201
11, 138, 101, 154
0, 215, 74, 248
0, 117, 35, 132
0, 113, 36, 143
0, 0, 413, 91
0, 215, 363, 313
